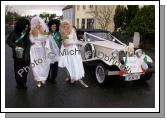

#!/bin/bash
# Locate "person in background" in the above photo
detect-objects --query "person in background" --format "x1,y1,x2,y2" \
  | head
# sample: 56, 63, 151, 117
47, 19, 61, 84
6, 17, 31, 89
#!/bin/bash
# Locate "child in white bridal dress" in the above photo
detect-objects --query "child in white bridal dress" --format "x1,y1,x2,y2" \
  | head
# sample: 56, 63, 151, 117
58, 20, 88, 87
30, 16, 51, 88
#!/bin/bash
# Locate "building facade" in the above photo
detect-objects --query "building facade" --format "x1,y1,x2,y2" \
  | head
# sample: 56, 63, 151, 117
62, 5, 117, 32
74, 5, 95, 29
62, 5, 75, 25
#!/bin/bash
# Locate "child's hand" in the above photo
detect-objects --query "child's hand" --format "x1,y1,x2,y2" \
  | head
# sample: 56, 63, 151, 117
63, 43, 71, 47
31, 42, 35, 45
38, 25, 44, 34
77, 41, 84, 46
62, 36, 69, 41
31, 28, 38, 36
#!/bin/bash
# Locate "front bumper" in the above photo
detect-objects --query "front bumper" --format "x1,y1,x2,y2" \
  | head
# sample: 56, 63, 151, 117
106, 67, 154, 76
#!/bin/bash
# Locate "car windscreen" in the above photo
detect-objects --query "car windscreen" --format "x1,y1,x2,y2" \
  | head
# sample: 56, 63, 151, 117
85, 32, 114, 42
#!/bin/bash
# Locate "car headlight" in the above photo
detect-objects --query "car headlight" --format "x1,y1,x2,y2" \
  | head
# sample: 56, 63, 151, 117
112, 50, 119, 58
135, 49, 143, 57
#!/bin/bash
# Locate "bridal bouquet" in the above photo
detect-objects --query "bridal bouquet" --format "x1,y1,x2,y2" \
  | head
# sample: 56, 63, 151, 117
62, 36, 70, 43
42, 32, 49, 36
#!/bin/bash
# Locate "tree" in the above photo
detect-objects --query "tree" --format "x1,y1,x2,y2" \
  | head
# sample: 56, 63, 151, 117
114, 5, 127, 32
39, 12, 50, 21
5, 5, 12, 15
5, 11, 21, 25
126, 5, 155, 35
126, 5, 139, 26
121, 5, 139, 30
88, 6, 115, 30
126, 5, 155, 47
49, 14, 56, 20
39, 14, 45, 19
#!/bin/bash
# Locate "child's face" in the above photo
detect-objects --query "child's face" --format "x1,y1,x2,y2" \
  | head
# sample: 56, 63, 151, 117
63, 22, 70, 30
51, 24, 57, 32
35, 21, 41, 29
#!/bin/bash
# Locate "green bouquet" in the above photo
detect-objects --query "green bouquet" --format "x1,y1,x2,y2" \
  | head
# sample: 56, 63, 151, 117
62, 36, 69, 42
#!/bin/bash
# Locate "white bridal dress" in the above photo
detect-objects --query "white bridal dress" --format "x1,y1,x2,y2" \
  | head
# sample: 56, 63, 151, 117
58, 30, 85, 80
30, 34, 51, 82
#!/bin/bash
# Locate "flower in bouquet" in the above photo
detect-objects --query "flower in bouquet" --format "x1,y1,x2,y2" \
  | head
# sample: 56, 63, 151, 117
42, 32, 49, 36
62, 36, 69, 42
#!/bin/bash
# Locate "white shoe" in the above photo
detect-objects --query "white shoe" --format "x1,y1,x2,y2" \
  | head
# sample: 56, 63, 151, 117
41, 81, 45, 84
65, 77, 70, 82
70, 79, 75, 84
37, 82, 41, 88
79, 80, 88, 88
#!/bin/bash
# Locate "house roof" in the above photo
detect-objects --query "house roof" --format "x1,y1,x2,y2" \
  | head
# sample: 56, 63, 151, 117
62, 5, 73, 11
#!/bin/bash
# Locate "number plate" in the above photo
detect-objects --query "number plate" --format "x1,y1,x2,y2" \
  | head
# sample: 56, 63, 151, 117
125, 74, 140, 81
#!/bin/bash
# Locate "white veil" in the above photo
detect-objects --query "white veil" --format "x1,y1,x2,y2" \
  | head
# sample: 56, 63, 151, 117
30, 16, 49, 32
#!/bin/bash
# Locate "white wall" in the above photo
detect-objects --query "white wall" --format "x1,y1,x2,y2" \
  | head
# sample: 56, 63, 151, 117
62, 8, 74, 25
74, 5, 94, 29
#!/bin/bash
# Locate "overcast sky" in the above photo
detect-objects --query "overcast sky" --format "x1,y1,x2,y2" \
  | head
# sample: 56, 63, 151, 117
9, 5, 66, 16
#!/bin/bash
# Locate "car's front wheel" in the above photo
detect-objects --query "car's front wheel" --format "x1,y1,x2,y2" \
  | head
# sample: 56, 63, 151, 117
95, 63, 107, 84
140, 63, 154, 81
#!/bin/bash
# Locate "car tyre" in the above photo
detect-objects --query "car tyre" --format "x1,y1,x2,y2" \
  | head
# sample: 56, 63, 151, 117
140, 63, 154, 81
95, 63, 108, 85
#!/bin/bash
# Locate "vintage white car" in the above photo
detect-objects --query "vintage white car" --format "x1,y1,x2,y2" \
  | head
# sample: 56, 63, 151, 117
76, 29, 154, 84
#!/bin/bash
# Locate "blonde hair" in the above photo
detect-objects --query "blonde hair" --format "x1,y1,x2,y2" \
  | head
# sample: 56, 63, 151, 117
60, 20, 73, 38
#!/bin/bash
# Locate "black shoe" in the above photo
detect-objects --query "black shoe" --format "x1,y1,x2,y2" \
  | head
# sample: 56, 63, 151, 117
22, 85, 28, 89
47, 80, 56, 84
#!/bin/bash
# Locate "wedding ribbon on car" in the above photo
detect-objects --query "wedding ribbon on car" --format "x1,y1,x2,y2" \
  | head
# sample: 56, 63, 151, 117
15, 31, 26, 43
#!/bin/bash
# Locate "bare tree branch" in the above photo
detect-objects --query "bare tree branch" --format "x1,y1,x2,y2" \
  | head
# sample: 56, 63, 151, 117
88, 6, 115, 30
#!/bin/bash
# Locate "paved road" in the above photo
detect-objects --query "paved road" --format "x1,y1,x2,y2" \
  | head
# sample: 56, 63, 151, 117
5, 39, 155, 108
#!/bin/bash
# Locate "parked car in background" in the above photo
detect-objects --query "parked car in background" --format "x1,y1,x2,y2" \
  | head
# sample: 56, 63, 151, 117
76, 29, 154, 84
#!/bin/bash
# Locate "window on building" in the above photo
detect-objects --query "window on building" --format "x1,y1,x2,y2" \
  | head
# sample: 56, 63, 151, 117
81, 19, 85, 29
77, 5, 80, 10
89, 5, 93, 8
77, 18, 79, 28
83, 5, 86, 9
87, 18, 94, 29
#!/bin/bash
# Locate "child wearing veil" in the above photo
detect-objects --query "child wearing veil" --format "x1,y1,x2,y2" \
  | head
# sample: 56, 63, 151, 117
46, 19, 61, 84
58, 20, 88, 87
30, 16, 51, 87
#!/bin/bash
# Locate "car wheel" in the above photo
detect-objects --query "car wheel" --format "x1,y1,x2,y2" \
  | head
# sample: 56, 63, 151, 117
95, 63, 107, 84
140, 63, 154, 81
